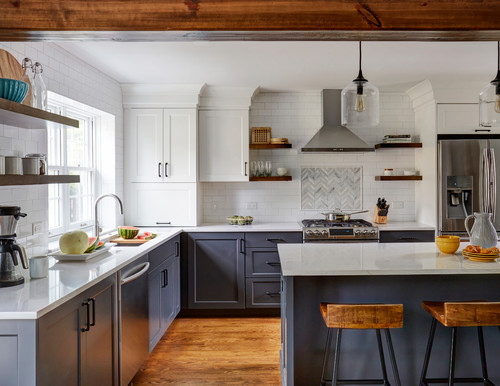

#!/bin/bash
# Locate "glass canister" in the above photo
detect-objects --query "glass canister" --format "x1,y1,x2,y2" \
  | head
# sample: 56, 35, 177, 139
25, 153, 47, 175
33, 62, 47, 110
20, 58, 34, 106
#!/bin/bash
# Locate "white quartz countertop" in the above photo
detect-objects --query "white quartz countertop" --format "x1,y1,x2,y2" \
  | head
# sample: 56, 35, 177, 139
0, 228, 182, 320
278, 242, 500, 276
375, 222, 435, 231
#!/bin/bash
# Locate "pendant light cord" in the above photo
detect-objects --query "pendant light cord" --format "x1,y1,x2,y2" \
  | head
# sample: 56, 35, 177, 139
497, 41, 499, 72
359, 41, 362, 74
355, 41, 367, 82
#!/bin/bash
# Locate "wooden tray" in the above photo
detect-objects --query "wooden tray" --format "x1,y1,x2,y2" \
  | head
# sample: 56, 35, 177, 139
110, 234, 156, 245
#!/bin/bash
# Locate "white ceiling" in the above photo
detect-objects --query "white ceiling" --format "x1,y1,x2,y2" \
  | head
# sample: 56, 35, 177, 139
57, 41, 498, 92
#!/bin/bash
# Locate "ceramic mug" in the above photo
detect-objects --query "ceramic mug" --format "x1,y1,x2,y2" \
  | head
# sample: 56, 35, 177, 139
5, 156, 22, 175
22, 157, 40, 175
29, 255, 48, 279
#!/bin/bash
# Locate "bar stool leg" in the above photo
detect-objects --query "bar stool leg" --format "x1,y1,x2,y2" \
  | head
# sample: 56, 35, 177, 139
448, 327, 457, 386
420, 318, 437, 386
320, 328, 333, 386
385, 329, 401, 386
331, 328, 342, 386
376, 329, 390, 385
477, 326, 495, 386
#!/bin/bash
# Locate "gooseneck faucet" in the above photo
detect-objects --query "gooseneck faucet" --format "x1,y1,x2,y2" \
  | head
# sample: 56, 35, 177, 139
94, 193, 124, 239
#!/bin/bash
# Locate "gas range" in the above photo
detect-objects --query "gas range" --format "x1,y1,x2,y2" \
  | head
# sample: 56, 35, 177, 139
302, 219, 379, 242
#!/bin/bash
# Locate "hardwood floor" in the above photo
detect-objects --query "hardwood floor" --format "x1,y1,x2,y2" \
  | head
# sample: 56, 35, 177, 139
132, 317, 281, 385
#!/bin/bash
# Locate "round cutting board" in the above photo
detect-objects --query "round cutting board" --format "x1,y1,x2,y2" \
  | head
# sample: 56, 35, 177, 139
0, 49, 32, 105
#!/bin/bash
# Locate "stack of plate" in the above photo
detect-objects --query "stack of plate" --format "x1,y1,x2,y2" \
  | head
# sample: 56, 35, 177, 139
462, 250, 499, 262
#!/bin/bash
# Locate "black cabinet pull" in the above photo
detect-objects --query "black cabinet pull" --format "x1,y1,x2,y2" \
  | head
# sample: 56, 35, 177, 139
165, 269, 168, 287
161, 269, 168, 288
266, 261, 281, 267
165, 162, 169, 177
81, 301, 90, 332
175, 241, 180, 257
266, 238, 285, 243
156, 222, 172, 225
89, 297, 96, 327
161, 270, 165, 288
244, 161, 248, 176
265, 291, 281, 297
398, 237, 418, 241
239, 238, 245, 254
158, 162, 162, 177
475, 129, 491, 132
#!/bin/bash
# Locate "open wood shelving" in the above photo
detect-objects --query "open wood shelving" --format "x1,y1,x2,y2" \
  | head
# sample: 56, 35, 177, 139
0, 98, 79, 130
250, 143, 292, 149
375, 176, 422, 181
374, 143, 422, 149
249, 176, 292, 182
0, 175, 80, 186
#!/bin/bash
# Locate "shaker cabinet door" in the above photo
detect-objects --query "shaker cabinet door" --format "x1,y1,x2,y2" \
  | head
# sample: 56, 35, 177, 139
437, 104, 481, 134
199, 110, 249, 182
125, 109, 164, 182
163, 109, 197, 182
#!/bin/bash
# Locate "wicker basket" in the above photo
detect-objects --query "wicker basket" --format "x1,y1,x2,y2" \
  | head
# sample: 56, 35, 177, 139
251, 127, 271, 144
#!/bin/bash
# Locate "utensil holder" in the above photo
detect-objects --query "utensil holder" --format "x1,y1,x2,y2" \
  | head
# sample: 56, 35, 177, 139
372, 205, 387, 224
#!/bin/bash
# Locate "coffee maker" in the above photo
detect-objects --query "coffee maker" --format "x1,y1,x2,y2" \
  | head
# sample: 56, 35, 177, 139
0, 206, 28, 287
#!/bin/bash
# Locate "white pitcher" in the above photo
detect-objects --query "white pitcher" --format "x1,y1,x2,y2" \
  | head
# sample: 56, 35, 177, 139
465, 212, 498, 248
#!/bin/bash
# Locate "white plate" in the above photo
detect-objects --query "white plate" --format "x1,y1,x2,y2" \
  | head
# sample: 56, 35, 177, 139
51, 244, 113, 262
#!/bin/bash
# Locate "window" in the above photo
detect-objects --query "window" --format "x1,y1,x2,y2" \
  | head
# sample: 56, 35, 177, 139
47, 102, 97, 237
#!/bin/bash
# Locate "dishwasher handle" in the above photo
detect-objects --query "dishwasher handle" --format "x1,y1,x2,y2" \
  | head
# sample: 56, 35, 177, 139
121, 262, 150, 285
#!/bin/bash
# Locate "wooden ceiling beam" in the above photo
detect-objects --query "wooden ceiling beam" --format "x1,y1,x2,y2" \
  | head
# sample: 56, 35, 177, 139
0, 0, 499, 41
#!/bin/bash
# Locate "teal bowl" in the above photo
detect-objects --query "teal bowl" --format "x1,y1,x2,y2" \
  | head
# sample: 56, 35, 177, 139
0, 78, 29, 103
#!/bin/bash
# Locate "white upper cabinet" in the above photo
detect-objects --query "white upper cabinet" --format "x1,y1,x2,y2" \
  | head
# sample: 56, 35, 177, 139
125, 108, 197, 183
199, 109, 249, 182
437, 103, 483, 134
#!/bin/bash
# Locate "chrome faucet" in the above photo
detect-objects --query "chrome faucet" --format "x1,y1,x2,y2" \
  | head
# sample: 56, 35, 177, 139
94, 194, 124, 239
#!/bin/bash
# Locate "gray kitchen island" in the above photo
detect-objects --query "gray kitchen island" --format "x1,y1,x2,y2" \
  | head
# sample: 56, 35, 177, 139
278, 242, 500, 385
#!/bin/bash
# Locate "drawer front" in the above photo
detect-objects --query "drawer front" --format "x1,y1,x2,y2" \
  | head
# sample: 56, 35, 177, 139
245, 232, 302, 249
245, 248, 281, 277
245, 279, 281, 308
379, 230, 435, 243
149, 235, 180, 270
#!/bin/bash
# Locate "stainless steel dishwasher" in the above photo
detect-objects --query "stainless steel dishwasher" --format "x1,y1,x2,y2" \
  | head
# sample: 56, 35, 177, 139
119, 254, 150, 385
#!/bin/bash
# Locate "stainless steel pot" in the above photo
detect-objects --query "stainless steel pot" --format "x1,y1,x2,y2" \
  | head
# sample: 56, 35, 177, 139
321, 209, 368, 221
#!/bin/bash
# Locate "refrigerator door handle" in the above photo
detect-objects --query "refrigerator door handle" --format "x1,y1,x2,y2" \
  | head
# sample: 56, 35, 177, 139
481, 148, 488, 213
489, 148, 496, 221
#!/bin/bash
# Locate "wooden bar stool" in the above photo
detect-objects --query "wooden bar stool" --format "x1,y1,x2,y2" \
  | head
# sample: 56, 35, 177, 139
420, 301, 500, 386
320, 303, 403, 386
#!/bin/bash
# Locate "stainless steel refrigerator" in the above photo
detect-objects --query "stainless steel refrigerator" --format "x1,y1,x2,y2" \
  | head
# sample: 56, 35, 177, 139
439, 135, 500, 235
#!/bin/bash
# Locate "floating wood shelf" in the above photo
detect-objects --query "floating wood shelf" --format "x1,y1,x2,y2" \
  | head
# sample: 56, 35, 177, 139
249, 176, 292, 182
250, 143, 292, 149
375, 143, 423, 149
375, 176, 423, 181
0, 98, 79, 130
0, 175, 80, 186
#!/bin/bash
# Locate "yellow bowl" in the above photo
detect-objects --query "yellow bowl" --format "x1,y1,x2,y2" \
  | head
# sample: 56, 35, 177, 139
435, 235, 460, 254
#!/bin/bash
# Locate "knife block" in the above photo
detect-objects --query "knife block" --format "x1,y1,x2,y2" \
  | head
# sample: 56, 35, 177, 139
372, 205, 387, 224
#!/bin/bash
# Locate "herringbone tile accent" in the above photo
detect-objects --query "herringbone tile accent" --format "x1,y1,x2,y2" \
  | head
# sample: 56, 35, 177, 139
301, 167, 362, 210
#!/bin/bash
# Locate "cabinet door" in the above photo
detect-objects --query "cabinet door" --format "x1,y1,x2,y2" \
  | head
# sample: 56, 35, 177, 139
162, 256, 177, 330
173, 255, 181, 315
187, 232, 245, 309
80, 278, 116, 386
199, 110, 249, 182
163, 109, 197, 182
125, 109, 164, 182
437, 104, 482, 134
148, 261, 165, 352
125, 182, 198, 226
38, 294, 84, 386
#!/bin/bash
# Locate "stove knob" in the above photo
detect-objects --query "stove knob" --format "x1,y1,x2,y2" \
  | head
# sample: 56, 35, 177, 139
314, 230, 321, 238
305, 230, 313, 237
370, 229, 376, 234
362, 230, 368, 234
321, 230, 329, 237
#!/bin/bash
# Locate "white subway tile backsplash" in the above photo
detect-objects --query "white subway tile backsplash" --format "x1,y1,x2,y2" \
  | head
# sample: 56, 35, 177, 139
203, 90, 417, 223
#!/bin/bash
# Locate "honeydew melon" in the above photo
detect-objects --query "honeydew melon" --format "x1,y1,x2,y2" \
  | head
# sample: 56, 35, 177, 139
59, 230, 89, 254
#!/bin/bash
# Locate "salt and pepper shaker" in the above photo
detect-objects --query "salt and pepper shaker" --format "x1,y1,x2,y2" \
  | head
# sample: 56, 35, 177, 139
20, 58, 35, 107
33, 62, 47, 110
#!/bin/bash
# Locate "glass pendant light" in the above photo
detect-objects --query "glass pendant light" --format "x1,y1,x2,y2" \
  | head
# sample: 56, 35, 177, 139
479, 41, 500, 128
342, 42, 379, 128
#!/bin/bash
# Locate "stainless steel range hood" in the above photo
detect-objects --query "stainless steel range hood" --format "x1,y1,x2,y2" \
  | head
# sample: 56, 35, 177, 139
301, 89, 374, 152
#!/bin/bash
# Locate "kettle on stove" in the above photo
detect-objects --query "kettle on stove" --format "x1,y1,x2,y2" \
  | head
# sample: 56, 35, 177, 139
0, 206, 28, 287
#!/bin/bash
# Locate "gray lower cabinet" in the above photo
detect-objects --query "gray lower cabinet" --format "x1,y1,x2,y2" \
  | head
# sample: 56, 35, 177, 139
245, 232, 302, 309
37, 275, 117, 386
380, 230, 435, 243
148, 235, 181, 352
186, 232, 245, 309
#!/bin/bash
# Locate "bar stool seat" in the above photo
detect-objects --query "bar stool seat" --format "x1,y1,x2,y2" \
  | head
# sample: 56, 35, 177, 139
320, 303, 403, 386
420, 301, 500, 386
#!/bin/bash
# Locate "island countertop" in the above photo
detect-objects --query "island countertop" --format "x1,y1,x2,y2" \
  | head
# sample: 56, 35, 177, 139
278, 242, 500, 276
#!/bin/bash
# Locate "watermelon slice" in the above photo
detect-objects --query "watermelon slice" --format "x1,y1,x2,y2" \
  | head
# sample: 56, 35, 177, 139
95, 241, 105, 250
138, 232, 157, 240
85, 237, 100, 253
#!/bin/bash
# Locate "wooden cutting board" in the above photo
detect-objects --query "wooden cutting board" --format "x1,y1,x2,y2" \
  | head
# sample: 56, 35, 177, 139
0, 48, 32, 106
110, 236, 150, 245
